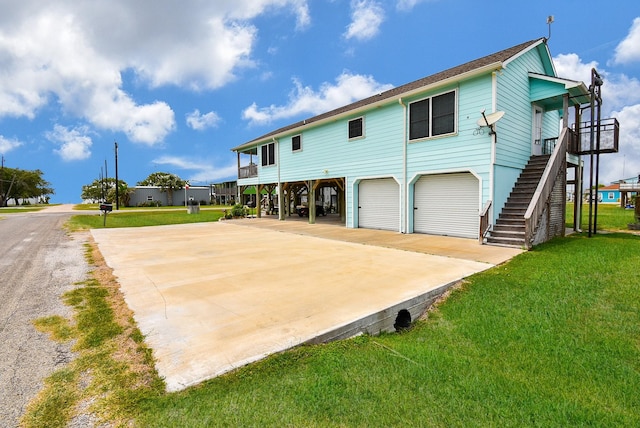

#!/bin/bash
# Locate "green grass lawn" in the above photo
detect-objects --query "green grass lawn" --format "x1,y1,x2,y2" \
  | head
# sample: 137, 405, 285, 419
567, 202, 637, 231
67, 209, 225, 229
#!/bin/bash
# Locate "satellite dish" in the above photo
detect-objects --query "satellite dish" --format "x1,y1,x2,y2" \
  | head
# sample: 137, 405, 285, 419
477, 111, 505, 127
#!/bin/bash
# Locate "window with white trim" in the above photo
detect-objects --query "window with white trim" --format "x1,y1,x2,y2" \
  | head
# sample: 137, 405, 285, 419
261, 142, 276, 166
348, 117, 364, 140
409, 90, 456, 140
292, 134, 302, 152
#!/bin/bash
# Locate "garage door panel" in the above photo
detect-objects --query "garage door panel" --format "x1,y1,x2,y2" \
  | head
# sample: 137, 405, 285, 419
359, 178, 399, 231
414, 173, 478, 238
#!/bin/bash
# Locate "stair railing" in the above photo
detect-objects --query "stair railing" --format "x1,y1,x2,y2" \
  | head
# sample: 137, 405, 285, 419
479, 200, 492, 244
524, 127, 571, 248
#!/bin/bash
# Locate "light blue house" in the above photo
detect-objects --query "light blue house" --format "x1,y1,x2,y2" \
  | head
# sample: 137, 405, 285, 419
233, 39, 593, 248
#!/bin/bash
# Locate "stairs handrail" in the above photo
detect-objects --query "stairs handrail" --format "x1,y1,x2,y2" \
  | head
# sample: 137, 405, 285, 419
524, 127, 570, 248
479, 199, 492, 244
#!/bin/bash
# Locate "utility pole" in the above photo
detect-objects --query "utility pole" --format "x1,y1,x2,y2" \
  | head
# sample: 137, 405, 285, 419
1, 155, 4, 207
115, 142, 119, 210
104, 159, 108, 202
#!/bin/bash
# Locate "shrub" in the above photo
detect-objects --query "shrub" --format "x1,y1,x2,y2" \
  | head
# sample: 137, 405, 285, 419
230, 203, 246, 217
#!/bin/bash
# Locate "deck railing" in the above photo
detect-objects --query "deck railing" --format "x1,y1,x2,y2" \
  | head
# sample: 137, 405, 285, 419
238, 164, 257, 179
524, 128, 572, 248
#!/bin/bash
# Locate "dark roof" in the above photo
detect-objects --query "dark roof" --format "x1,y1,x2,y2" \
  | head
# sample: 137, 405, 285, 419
234, 38, 546, 151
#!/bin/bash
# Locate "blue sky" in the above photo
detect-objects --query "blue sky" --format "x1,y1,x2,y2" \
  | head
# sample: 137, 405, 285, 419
1, 0, 639, 203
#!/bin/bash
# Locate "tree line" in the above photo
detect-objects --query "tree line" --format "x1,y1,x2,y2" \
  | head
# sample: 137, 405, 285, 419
0, 166, 53, 207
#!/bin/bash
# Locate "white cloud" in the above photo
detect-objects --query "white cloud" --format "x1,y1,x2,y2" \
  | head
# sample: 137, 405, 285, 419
0, 1, 311, 144
0, 136, 23, 154
553, 53, 640, 115
396, 0, 435, 11
186, 109, 222, 131
153, 155, 237, 183
47, 125, 93, 161
553, 53, 598, 85
242, 72, 394, 125
613, 17, 640, 65
344, 1, 385, 41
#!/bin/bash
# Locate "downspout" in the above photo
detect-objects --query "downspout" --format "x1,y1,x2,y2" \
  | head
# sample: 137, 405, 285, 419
274, 137, 284, 220
490, 71, 497, 221
399, 98, 408, 233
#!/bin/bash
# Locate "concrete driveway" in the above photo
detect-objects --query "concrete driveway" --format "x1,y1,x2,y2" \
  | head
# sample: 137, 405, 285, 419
91, 219, 521, 392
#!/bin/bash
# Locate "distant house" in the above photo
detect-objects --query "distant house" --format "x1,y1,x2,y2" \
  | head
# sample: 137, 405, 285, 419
232, 38, 615, 248
211, 181, 237, 205
129, 185, 211, 207
596, 184, 621, 204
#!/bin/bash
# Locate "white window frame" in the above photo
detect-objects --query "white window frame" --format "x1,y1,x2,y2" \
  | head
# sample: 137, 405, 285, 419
348, 116, 365, 140
292, 134, 302, 152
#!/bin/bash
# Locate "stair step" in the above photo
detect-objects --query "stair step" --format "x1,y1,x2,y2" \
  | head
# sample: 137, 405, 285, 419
495, 222, 525, 231
486, 236, 525, 247
489, 229, 525, 239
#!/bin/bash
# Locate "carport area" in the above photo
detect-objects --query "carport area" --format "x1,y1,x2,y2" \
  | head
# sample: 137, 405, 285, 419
91, 219, 521, 392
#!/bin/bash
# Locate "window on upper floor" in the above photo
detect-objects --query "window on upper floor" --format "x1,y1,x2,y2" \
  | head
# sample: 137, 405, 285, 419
261, 142, 276, 166
348, 117, 364, 140
409, 90, 456, 140
292, 134, 302, 152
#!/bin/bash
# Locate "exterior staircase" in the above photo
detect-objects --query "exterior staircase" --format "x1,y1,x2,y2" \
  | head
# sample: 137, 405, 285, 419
486, 155, 550, 247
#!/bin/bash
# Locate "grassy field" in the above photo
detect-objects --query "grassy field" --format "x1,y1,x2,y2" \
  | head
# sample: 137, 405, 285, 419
0, 205, 46, 213
67, 208, 225, 229
24, 203, 640, 427
567, 202, 637, 231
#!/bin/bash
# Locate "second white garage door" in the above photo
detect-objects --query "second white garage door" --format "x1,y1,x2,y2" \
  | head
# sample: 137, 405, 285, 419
414, 173, 479, 238
358, 178, 400, 231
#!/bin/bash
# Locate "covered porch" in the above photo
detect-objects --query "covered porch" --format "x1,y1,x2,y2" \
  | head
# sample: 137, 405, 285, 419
238, 177, 347, 225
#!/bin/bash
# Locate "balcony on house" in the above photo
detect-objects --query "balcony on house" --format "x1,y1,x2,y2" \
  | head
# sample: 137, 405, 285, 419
239, 163, 257, 179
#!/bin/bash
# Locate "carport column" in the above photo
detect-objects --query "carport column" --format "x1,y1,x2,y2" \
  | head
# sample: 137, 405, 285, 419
338, 187, 346, 223
308, 180, 316, 224
278, 183, 285, 221
256, 185, 261, 218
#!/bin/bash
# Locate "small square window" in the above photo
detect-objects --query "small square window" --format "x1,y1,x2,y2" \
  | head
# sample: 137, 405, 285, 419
292, 134, 302, 152
147, 195, 153, 201
348, 117, 364, 139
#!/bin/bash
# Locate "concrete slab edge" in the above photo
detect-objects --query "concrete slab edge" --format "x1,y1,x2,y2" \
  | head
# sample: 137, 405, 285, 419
304, 280, 459, 345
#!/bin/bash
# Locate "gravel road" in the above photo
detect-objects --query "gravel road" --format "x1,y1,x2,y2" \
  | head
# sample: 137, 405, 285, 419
0, 206, 89, 427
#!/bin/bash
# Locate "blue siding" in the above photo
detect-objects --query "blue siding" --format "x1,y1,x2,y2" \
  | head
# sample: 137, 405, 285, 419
236, 41, 572, 235
491, 48, 550, 221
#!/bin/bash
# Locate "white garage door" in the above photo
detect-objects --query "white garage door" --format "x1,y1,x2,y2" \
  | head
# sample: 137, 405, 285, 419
414, 173, 479, 238
358, 178, 400, 231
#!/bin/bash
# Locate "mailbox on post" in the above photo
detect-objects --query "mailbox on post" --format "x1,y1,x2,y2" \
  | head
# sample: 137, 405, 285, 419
99, 203, 113, 212
99, 203, 112, 227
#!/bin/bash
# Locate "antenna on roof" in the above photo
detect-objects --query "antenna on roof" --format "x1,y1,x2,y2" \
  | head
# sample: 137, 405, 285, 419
546, 15, 554, 41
